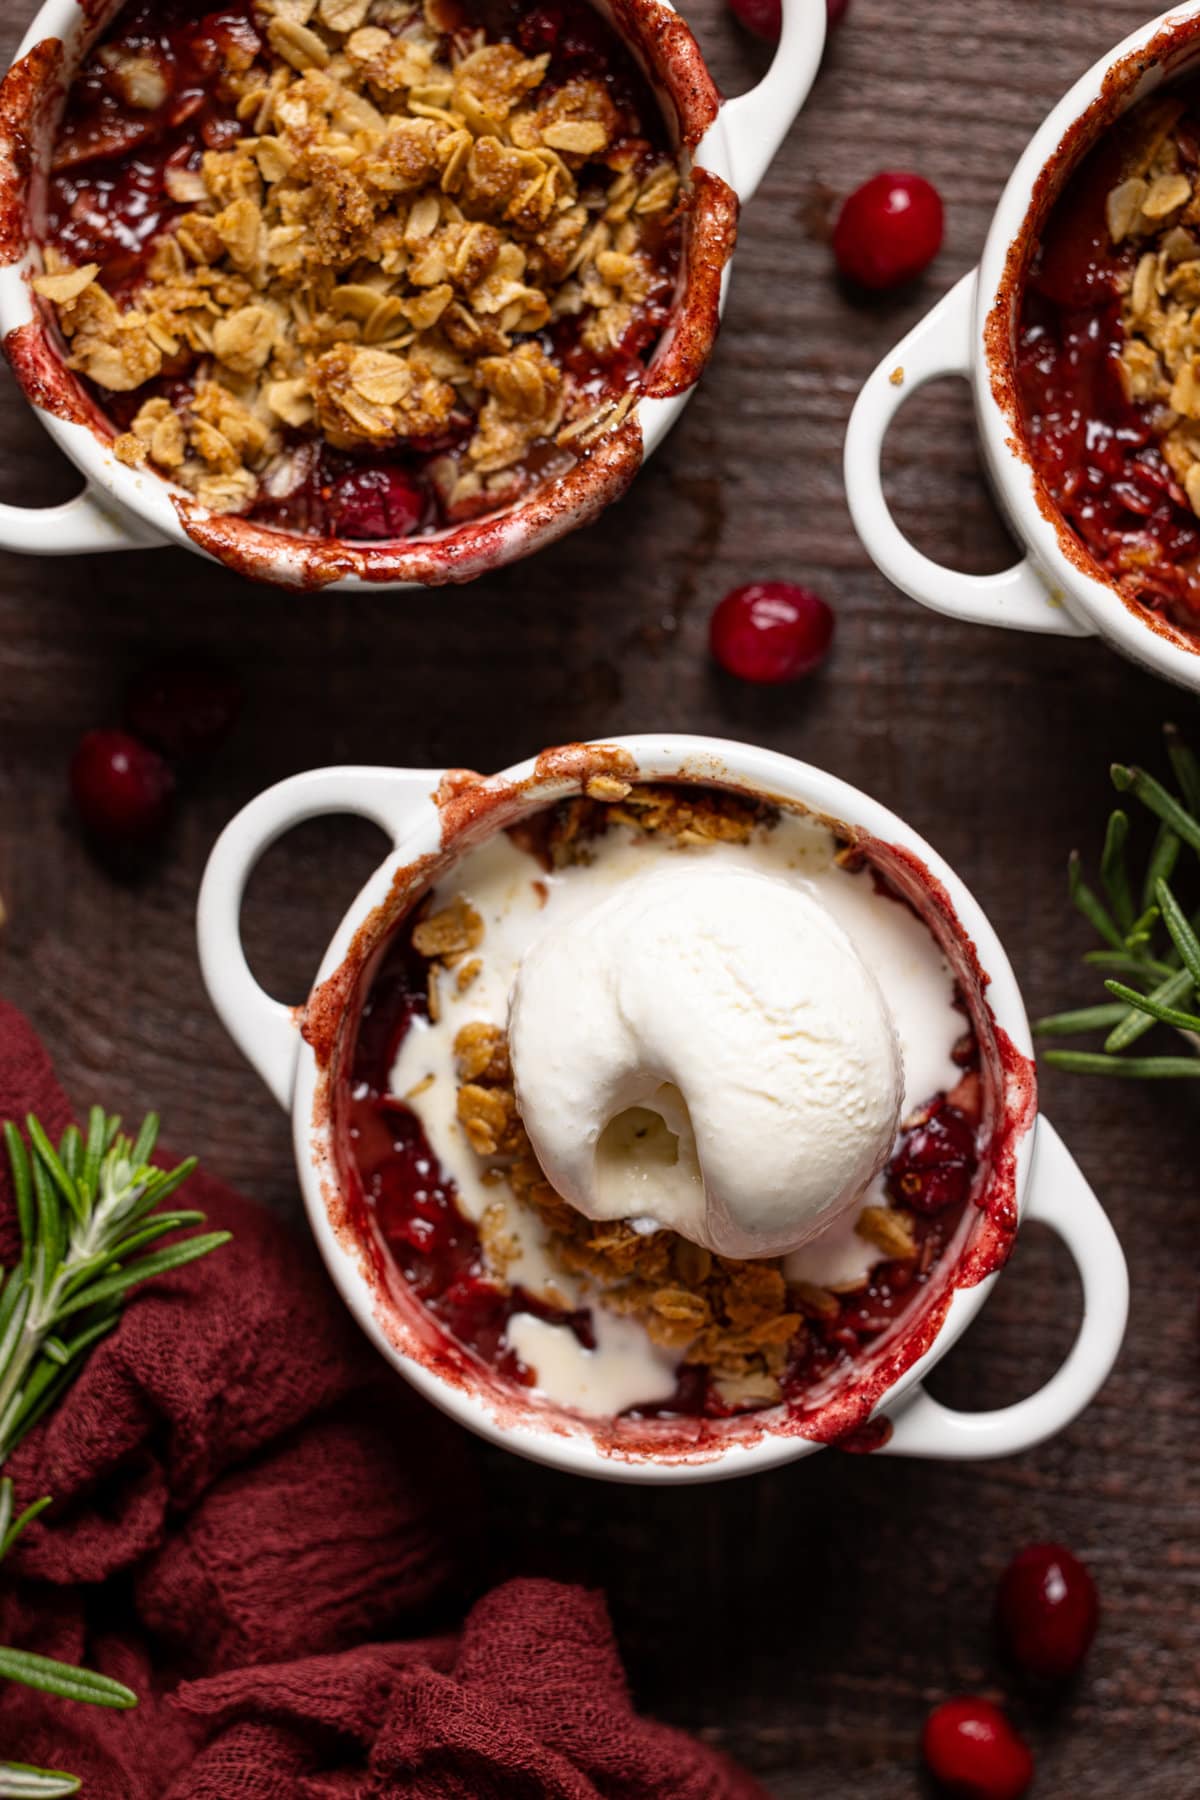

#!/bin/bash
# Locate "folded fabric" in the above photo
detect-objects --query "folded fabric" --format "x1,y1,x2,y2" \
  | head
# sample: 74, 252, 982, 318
0, 1000, 765, 1800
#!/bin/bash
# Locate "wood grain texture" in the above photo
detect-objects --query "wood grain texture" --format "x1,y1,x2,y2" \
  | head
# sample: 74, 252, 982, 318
0, 0, 1198, 1791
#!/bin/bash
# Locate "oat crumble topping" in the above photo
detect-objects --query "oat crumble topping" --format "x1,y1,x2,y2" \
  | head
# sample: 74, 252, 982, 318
36, 0, 683, 529
1106, 98, 1200, 517
414, 784, 924, 1411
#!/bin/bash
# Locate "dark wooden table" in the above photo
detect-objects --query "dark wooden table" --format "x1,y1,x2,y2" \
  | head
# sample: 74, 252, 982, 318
1, 0, 1198, 1791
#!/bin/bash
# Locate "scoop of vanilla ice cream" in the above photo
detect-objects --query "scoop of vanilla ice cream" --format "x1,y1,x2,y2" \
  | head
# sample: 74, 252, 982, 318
507, 862, 904, 1260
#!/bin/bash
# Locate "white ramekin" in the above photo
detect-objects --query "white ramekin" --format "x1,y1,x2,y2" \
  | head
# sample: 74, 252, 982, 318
196, 735, 1128, 1484
0, 0, 823, 588
845, 2, 1200, 691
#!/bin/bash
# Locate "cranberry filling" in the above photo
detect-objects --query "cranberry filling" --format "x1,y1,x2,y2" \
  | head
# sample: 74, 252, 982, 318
41, 0, 683, 541
345, 949, 594, 1385
46, 0, 260, 290
1015, 84, 1200, 641
340, 891, 983, 1424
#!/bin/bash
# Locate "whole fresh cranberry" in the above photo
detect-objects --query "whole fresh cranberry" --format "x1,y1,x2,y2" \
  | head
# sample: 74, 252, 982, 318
710, 581, 834, 684
124, 658, 241, 765
997, 1543, 1099, 1680
833, 172, 944, 290
922, 1699, 1033, 1800
728, 0, 848, 39
70, 729, 174, 845
329, 467, 424, 540
886, 1097, 975, 1213
728, 0, 780, 36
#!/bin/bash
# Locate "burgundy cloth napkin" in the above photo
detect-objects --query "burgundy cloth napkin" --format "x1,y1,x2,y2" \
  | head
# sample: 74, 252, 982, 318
0, 1000, 764, 1800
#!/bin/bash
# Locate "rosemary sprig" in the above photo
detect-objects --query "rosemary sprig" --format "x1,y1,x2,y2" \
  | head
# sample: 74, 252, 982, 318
0, 1111, 230, 1796
1036, 726, 1200, 1077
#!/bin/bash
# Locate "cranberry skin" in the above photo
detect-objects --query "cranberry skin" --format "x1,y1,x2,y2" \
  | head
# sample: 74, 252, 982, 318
727, 0, 780, 37
124, 658, 241, 764
728, 0, 848, 38
70, 729, 174, 845
710, 582, 834, 684
997, 1543, 1099, 1680
329, 467, 424, 540
833, 172, 944, 290
922, 1699, 1033, 1800
886, 1098, 975, 1214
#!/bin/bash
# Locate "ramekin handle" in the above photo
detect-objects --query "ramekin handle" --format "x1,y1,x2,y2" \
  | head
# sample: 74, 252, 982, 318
844, 269, 1094, 637
0, 485, 162, 555
717, 0, 826, 202
880, 1117, 1128, 1459
196, 767, 439, 1111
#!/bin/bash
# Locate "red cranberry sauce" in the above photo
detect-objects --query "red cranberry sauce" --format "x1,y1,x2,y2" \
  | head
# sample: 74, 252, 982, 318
342, 898, 983, 1425
1015, 85, 1200, 638
42, 0, 681, 541
345, 939, 593, 1385
47, 0, 261, 290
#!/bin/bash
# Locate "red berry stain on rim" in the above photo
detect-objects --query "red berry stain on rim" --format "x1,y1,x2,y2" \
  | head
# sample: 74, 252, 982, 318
0, 35, 63, 264
296, 749, 1036, 1469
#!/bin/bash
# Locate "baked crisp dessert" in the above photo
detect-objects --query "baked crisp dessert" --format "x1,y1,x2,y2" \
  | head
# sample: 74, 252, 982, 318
36, 0, 684, 537
1017, 81, 1200, 643
343, 783, 984, 1421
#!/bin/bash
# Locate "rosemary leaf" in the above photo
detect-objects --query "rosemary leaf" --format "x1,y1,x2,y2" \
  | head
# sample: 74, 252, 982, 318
1142, 821, 1181, 915
1112, 762, 1200, 856
1157, 878, 1200, 989
54, 1233, 232, 1323
1069, 851, 1126, 951
1166, 721, 1200, 816
79, 1108, 106, 1209
1, 1493, 52, 1559
0, 1648, 137, 1710
6, 1364, 79, 1456
1100, 810, 1136, 932
1033, 1003, 1128, 1037
0, 1287, 32, 1393
0, 1109, 230, 1795
29, 1157, 60, 1291
1041, 1049, 1200, 1076
0, 1761, 82, 1797
2, 1128, 32, 1275
129, 1115, 159, 1169
1082, 950, 1176, 978
106, 1211, 208, 1262
0, 1113, 229, 1467
1104, 966, 1195, 1053
24, 1121, 83, 1233
49, 1314, 120, 1369
57, 1128, 81, 1187
1124, 903, 1160, 949
1104, 980, 1200, 1034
